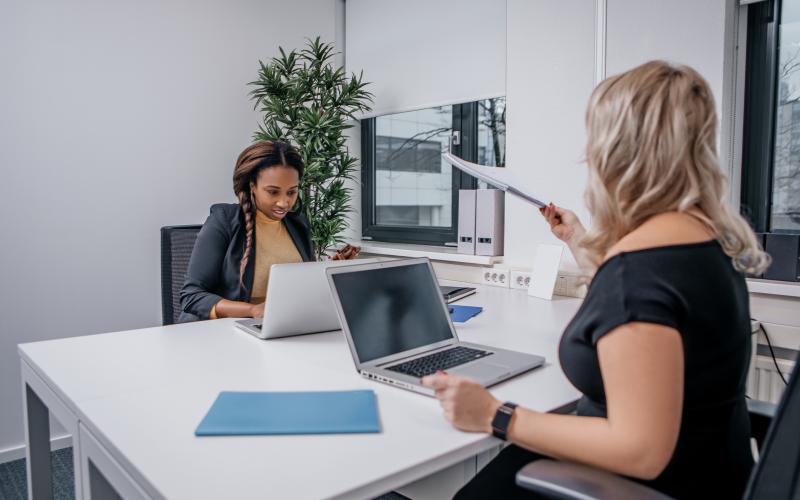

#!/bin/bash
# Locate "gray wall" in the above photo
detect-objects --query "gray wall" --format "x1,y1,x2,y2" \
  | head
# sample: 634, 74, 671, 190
0, 0, 336, 458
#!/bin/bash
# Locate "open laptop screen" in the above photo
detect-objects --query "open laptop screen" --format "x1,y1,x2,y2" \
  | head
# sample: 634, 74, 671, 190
330, 262, 454, 363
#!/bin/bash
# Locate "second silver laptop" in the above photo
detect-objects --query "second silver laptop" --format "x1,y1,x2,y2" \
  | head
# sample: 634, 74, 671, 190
325, 258, 545, 396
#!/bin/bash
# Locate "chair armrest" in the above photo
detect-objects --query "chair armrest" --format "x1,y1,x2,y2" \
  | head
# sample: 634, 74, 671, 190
515, 459, 672, 500
747, 398, 777, 419
747, 398, 777, 450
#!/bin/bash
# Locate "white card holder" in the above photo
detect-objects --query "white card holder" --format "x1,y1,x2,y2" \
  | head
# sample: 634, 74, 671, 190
528, 244, 564, 300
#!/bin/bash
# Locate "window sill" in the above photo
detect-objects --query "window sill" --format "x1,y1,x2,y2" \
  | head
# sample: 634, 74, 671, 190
356, 240, 502, 265
747, 279, 800, 298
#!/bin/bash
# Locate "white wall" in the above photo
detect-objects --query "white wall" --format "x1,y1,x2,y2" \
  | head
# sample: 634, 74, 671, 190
503, 0, 732, 269
503, 0, 596, 269
605, 0, 728, 113
345, 0, 735, 270
605, 0, 732, 182
0, 0, 337, 459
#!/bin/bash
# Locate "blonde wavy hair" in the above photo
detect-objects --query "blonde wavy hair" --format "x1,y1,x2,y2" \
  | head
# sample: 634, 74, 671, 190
581, 60, 770, 275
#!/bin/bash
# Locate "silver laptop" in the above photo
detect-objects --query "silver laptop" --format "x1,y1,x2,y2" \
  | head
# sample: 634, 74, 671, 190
326, 258, 545, 396
235, 258, 385, 339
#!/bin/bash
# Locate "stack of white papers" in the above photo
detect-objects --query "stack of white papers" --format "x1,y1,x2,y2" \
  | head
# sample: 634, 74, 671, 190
442, 152, 547, 208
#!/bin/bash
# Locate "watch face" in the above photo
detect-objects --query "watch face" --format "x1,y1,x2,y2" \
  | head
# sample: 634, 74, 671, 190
492, 402, 517, 440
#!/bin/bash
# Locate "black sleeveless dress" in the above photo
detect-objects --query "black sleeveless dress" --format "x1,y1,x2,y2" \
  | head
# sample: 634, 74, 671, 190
457, 241, 754, 499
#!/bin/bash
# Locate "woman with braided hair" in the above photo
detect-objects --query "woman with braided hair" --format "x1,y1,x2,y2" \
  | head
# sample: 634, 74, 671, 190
179, 140, 358, 322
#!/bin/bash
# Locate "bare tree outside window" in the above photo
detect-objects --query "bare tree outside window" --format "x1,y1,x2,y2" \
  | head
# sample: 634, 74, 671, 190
771, 2, 800, 232
478, 97, 506, 167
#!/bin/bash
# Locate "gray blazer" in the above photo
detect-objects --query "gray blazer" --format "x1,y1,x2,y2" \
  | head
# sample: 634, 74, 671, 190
178, 203, 314, 322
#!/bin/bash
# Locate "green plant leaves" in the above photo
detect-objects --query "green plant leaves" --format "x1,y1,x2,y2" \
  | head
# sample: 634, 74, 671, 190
249, 38, 373, 260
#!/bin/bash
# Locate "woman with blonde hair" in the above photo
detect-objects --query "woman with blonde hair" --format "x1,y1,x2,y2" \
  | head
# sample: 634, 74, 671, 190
423, 61, 769, 499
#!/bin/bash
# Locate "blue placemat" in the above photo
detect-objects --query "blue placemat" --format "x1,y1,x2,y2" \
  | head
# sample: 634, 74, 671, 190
195, 390, 381, 436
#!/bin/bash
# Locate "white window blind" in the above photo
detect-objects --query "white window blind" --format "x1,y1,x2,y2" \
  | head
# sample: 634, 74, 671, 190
346, 0, 506, 118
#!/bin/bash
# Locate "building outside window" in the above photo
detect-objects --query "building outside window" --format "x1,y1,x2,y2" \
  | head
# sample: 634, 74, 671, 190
362, 97, 506, 245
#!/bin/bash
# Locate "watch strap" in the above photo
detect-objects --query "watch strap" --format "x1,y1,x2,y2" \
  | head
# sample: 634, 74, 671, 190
491, 401, 518, 440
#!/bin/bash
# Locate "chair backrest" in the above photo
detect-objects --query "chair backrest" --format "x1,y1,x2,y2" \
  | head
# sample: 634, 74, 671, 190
160, 225, 202, 325
745, 363, 800, 499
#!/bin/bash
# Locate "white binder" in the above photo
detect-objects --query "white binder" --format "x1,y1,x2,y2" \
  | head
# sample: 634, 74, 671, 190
457, 190, 477, 254
475, 189, 505, 256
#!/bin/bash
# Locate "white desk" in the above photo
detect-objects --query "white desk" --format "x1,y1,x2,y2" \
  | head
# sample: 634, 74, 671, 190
20, 284, 582, 500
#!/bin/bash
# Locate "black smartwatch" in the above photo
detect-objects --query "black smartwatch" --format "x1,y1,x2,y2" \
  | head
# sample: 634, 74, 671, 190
491, 401, 518, 440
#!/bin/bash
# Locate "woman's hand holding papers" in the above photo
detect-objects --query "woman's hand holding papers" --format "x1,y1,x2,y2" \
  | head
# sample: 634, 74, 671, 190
540, 203, 585, 246
540, 203, 595, 274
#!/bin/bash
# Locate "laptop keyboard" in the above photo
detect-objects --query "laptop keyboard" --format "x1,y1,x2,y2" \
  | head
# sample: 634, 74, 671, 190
386, 346, 492, 378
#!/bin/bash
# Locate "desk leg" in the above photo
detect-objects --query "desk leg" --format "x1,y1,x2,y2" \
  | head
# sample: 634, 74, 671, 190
87, 462, 121, 500
24, 384, 53, 500
79, 424, 147, 500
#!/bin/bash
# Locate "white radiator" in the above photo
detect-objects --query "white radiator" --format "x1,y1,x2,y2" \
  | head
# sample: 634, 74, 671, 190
747, 354, 795, 404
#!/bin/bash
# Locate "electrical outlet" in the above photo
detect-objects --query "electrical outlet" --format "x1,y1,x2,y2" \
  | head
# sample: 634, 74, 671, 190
510, 270, 532, 291
481, 267, 510, 288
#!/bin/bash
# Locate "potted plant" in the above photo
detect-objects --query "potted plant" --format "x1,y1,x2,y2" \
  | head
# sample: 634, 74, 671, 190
249, 37, 373, 260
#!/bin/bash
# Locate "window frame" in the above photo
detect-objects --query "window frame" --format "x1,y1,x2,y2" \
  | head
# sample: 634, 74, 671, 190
741, 0, 780, 233
360, 102, 483, 246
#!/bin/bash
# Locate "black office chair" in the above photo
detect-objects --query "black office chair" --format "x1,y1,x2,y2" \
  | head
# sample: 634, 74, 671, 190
515, 365, 799, 499
160, 225, 202, 325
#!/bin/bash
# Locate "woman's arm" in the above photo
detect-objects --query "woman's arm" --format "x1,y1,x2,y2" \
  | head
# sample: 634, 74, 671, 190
180, 209, 258, 319
214, 299, 263, 319
423, 322, 684, 480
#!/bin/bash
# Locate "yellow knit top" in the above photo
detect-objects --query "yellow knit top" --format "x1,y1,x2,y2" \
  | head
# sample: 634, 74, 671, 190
249, 209, 303, 303
210, 210, 302, 318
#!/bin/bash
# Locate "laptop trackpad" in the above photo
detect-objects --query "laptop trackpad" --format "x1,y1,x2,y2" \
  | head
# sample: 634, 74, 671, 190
453, 362, 511, 381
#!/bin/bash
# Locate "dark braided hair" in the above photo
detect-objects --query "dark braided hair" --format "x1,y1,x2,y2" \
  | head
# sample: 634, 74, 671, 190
232, 140, 304, 287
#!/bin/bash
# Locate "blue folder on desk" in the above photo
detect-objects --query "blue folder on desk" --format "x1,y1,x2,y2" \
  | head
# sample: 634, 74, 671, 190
449, 305, 483, 323
195, 390, 381, 436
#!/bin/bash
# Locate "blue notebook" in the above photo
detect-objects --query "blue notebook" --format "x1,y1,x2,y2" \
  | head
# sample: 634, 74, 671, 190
449, 305, 483, 323
195, 390, 381, 436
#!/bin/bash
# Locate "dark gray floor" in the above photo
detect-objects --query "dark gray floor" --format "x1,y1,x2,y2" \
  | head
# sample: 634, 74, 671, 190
0, 447, 74, 500
0, 447, 410, 500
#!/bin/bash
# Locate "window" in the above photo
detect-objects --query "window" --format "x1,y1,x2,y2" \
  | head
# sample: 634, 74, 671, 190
741, 0, 800, 234
361, 97, 506, 245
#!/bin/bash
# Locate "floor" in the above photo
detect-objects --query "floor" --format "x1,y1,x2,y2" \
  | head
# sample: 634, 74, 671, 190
0, 447, 74, 500
0, 447, 411, 499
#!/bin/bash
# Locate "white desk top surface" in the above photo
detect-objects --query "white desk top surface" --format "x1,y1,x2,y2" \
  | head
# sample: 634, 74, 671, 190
20, 283, 582, 500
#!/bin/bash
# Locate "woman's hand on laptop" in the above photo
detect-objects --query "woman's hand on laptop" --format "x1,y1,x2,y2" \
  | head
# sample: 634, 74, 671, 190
249, 302, 265, 319
422, 371, 502, 433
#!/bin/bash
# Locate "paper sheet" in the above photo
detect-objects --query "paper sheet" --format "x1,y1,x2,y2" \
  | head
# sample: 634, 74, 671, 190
442, 152, 547, 208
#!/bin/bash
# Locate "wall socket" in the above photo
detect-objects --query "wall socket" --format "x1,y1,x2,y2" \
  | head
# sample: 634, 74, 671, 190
481, 267, 510, 288
509, 269, 587, 298
510, 270, 532, 290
